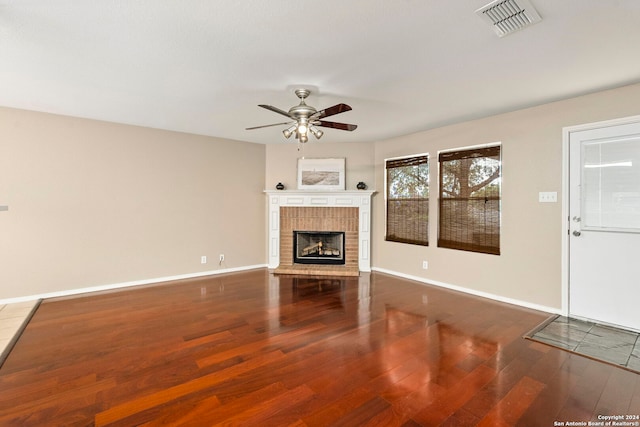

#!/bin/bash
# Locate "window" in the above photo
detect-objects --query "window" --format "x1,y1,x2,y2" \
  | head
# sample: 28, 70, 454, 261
385, 154, 429, 245
438, 145, 501, 255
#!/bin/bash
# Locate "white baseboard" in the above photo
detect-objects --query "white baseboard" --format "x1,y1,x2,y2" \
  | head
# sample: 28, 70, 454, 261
371, 267, 561, 315
0, 264, 268, 305
2, 265, 561, 316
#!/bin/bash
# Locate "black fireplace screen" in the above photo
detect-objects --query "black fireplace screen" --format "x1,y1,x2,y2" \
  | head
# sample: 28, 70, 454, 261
293, 231, 345, 265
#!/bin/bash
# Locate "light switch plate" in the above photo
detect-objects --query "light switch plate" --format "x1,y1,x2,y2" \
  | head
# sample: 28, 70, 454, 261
538, 192, 557, 203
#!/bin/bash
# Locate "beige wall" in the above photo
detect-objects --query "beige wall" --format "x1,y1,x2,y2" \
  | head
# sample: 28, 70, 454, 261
373, 82, 640, 310
265, 141, 375, 192
3, 82, 639, 307
0, 108, 265, 300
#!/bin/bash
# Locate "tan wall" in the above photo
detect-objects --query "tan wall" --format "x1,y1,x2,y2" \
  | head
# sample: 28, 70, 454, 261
373, 82, 640, 310
4, 82, 639, 306
265, 141, 375, 192
0, 108, 266, 299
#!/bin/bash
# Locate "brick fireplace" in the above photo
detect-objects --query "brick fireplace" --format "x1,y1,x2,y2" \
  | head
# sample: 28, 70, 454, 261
265, 191, 374, 276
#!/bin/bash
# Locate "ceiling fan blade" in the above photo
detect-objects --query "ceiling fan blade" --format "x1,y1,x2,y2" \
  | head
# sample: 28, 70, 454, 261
246, 121, 293, 130
316, 120, 358, 131
313, 103, 352, 120
258, 104, 292, 118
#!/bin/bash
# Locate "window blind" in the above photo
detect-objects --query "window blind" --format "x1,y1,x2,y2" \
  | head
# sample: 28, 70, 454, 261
385, 155, 429, 246
438, 146, 501, 255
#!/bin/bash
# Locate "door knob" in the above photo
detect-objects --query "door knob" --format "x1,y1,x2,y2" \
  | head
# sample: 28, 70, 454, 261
573, 230, 581, 237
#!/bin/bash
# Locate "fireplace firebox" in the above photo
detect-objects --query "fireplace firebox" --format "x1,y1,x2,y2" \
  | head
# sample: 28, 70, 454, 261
293, 231, 345, 265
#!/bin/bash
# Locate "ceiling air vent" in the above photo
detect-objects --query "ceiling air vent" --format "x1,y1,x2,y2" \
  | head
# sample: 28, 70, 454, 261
476, 0, 542, 37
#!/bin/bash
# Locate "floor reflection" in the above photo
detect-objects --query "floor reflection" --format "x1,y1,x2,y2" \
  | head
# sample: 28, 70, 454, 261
291, 277, 345, 298
270, 272, 501, 393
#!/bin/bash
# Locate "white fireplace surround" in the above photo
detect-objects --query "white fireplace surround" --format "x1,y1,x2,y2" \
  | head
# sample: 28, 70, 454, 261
265, 190, 375, 271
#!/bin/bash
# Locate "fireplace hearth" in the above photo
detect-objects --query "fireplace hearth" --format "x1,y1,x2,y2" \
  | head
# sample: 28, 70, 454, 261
293, 231, 345, 265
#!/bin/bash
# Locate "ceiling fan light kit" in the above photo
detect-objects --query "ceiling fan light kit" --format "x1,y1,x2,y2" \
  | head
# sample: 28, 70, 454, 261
282, 124, 297, 139
247, 88, 357, 143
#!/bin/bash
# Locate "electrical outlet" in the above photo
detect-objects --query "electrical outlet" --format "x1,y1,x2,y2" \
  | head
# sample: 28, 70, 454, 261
219, 254, 225, 263
201, 256, 207, 264
422, 260, 428, 269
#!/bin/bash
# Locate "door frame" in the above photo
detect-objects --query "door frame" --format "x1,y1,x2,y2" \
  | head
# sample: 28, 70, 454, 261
561, 114, 640, 317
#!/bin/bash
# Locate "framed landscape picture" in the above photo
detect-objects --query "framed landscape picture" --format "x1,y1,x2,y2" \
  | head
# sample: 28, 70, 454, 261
297, 158, 345, 191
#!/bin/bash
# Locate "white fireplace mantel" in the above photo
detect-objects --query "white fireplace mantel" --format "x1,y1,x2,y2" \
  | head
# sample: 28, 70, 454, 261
265, 190, 375, 271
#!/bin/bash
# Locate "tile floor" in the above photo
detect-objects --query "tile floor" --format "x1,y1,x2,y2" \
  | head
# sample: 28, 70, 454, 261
0, 300, 40, 366
530, 315, 640, 372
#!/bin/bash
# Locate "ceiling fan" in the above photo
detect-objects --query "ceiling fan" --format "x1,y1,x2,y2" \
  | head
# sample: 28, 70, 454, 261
246, 89, 357, 143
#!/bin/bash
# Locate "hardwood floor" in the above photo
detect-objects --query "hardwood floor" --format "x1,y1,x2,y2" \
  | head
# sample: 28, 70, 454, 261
0, 269, 638, 426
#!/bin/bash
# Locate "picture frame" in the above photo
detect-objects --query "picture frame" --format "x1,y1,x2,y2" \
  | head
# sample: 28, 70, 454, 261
297, 158, 345, 191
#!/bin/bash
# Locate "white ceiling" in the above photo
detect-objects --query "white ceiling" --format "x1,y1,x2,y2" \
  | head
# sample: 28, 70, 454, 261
1, 0, 640, 144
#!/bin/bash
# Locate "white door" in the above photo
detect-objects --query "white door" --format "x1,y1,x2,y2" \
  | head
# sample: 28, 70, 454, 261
569, 120, 640, 331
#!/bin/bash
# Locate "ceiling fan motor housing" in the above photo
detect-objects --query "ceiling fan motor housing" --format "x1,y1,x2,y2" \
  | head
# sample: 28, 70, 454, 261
289, 89, 317, 119
288, 103, 316, 119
